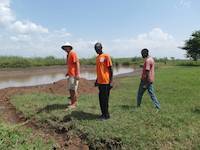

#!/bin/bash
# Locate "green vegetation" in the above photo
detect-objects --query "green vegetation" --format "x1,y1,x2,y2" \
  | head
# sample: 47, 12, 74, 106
10, 66, 200, 149
181, 30, 200, 61
175, 60, 200, 66
0, 55, 177, 69
0, 56, 65, 68
0, 121, 54, 150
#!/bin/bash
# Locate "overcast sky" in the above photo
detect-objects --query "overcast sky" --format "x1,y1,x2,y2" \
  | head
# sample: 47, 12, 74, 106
0, 0, 200, 58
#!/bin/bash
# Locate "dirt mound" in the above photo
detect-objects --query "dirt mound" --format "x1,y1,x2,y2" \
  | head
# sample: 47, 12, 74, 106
0, 78, 95, 150
0, 78, 97, 100
0, 77, 124, 150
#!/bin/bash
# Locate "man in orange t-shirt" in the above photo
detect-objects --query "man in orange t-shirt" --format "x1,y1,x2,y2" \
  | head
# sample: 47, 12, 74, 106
94, 42, 113, 120
136, 48, 160, 110
61, 42, 80, 109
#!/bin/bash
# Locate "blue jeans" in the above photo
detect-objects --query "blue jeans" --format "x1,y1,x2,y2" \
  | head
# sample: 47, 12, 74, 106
137, 80, 160, 109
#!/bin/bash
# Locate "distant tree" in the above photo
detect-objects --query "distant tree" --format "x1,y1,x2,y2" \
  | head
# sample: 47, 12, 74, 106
181, 30, 200, 61
170, 57, 175, 61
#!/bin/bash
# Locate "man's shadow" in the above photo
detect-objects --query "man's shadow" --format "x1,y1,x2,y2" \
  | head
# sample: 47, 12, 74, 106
120, 105, 137, 110
37, 104, 67, 113
63, 111, 99, 122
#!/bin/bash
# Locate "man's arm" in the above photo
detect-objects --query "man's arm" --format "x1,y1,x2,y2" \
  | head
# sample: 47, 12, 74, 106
143, 70, 150, 88
108, 66, 113, 84
75, 62, 80, 80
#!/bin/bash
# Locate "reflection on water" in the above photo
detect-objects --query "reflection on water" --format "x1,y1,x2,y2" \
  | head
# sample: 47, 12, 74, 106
0, 66, 134, 89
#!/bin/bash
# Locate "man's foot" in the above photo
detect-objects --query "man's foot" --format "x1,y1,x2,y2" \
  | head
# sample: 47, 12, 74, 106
155, 109, 160, 113
68, 101, 72, 105
98, 115, 104, 119
64, 108, 69, 111
99, 114, 110, 120
104, 114, 110, 119
68, 104, 77, 109
137, 104, 141, 108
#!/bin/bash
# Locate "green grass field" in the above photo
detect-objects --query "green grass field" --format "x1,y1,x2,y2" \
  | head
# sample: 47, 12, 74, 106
0, 121, 54, 150
10, 66, 200, 149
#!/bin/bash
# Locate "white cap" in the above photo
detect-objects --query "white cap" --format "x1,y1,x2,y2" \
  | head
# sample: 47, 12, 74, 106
61, 42, 73, 50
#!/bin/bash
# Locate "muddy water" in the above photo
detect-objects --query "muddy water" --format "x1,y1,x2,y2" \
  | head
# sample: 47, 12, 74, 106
0, 66, 134, 89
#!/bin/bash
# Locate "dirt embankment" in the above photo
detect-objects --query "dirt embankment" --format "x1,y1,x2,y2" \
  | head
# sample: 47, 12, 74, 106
0, 78, 98, 150
0, 78, 97, 100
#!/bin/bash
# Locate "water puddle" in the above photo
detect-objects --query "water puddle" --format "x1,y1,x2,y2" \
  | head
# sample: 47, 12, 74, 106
0, 66, 134, 89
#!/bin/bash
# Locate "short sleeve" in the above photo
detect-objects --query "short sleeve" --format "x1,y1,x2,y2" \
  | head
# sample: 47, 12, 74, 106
71, 52, 78, 63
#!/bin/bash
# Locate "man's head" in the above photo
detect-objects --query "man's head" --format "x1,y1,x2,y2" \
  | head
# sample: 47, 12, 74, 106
141, 48, 149, 58
94, 42, 103, 55
61, 42, 73, 53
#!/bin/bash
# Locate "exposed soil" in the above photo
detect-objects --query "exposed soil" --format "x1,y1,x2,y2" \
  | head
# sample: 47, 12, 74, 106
0, 78, 97, 150
0, 66, 140, 150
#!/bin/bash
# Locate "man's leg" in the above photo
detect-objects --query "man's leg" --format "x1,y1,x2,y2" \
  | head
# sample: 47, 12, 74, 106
136, 81, 146, 107
70, 89, 76, 106
104, 85, 111, 118
98, 85, 105, 116
68, 77, 78, 108
147, 84, 160, 109
67, 77, 72, 105
71, 79, 79, 106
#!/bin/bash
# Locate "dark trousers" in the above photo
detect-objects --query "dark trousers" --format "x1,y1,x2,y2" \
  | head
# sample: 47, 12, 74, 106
98, 84, 111, 117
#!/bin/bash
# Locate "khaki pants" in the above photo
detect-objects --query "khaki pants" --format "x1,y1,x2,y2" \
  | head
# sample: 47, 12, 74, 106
68, 77, 79, 91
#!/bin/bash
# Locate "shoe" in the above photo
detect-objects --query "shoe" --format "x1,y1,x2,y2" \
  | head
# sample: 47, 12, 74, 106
98, 115, 106, 120
98, 115, 104, 119
137, 105, 141, 108
99, 114, 110, 120
104, 114, 110, 119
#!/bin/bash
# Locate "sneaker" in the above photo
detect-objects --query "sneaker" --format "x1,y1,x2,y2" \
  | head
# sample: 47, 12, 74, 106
98, 114, 110, 120
104, 114, 110, 119
98, 115, 104, 119
98, 115, 106, 121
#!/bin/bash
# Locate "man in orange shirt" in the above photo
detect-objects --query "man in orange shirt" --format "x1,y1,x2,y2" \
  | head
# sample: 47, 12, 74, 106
136, 48, 160, 110
61, 42, 80, 109
94, 42, 113, 120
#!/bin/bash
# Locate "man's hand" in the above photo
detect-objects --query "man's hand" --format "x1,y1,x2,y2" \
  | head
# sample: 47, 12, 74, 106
109, 81, 113, 89
143, 82, 150, 89
143, 84, 147, 89
75, 75, 80, 80
94, 80, 98, 87
65, 73, 69, 77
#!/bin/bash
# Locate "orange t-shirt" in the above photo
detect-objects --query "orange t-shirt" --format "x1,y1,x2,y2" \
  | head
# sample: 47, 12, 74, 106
141, 56, 155, 83
96, 53, 112, 84
67, 50, 79, 77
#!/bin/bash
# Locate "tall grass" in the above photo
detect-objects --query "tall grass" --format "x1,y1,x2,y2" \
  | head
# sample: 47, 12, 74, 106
0, 56, 199, 68
0, 56, 144, 68
0, 56, 65, 68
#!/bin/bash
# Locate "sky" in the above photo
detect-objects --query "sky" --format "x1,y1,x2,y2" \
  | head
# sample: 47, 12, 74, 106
0, 0, 200, 58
